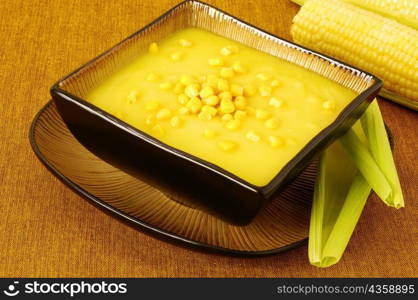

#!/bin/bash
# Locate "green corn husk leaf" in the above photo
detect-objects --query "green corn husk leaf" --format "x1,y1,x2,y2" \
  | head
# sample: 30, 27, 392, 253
361, 100, 404, 208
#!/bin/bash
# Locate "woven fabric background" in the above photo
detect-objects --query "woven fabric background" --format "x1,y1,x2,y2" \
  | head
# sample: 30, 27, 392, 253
0, 0, 416, 277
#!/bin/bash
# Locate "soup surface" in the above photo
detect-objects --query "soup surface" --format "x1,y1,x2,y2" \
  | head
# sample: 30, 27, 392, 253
87, 27, 357, 186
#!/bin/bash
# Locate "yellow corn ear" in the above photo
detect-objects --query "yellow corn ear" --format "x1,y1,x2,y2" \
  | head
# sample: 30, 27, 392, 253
291, 0, 418, 104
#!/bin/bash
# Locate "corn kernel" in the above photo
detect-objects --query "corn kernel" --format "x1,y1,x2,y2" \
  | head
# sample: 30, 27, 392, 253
234, 110, 247, 120
201, 105, 218, 117
227, 45, 239, 53
271, 79, 280, 87
232, 61, 246, 73
234, 96, 247, 110
178, 107, 190, 115
186, 97, 202, 114
146, 72, 159, 82
178, 39, 192, 47
256, 73, 270, 81
220, 99, 235, 114
184, 84, 200, 98
230, 84, 244, 97
170, 116, 183, 128
244, 85, 257, 97
203, 129, 217, 139
148, 42, 158, 53
268, 135, 284, 148
259, 85, 272, 97
180, 74, 197, 85
206, 74, 219, 85
246, 106, 256, 116
220, 47, 232, 56
199, 86, 215, 98
208, 57, 224, 66
170, 52, 182, 61
126, 90, 138, 104
156, 108, 172, 120
269, 97, 284, 108
219, 67, 234, 78
198, 111, 213, 121
115, 111, 124, 119
159, 81, 172, 91
177, 93, 189, 105
217, 78, 230, 92
255, 109, 270, 120
264, 118, 280, 129
203, 95, 219, 106
225, 119, 241, 131
246, 130, 261, 143
221, 114, 233, 122
145, 114, 156, 127
322, 100, 335, 110
173, 82, 185, 94
152, 124, 165, 135
145, 101, 160, 111
217, 140, 237, 152
218, 91, 233, 101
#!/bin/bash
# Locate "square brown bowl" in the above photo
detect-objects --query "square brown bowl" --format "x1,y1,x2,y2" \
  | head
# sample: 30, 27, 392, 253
51, 0, 382, 225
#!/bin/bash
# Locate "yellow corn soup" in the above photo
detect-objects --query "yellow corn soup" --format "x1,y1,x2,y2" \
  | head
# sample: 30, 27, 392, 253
86, 27, 357, 186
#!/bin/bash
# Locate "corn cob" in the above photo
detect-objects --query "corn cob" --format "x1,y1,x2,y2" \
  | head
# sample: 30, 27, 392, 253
291, 0, 418, 105
344, 0, 418, 30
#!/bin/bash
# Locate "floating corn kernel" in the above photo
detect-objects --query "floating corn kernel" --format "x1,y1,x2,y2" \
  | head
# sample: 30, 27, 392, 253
208, 57, 224, 66
225, 119, 241, 131
271, 79, 280, 87
170, 116, 183, 128
173, 82, 185, 94
221, 114, 233, 122
198, 111, 213, 121
259, 85, 272, 97
246, 106, 256, 116
306, 95, 321, 103
234, 96, 247, 110
293, 81, 304, 89
177, 93, 189, 105
178, 38, 192, 47
265, 118, 280, 129
220, 99, 235, 114
145, 101, 160, 111
219, 67, 235, 78
126, 90, 138, 104
156, 108, 172, 120
203, 129, 217, 139
244, 85, 257, 97
256, 73, 270, 81
199, 86, 215, 98
159, 81, 172, 91
180, 74, 197, 85
186, 96, 202, 113
246, 130, 261, 143
268, 135, 284, 148
322, 100, 336, 110
170, 52, 182, 61
201, 105, 218, 117
148, 42, 158, 53
145, 114, 156, 127
206, 74, 219, 84
255, 109, 270, 120
234, 110, 247, 120
218, 91, 233, 101
152, 124, 165, 135
232, 61, 246, 73
203, 95, 219, 106
269, 97, 284, 108
217, 78, 230, 92
230, 84, 244, 97
178, 107, 190, 115
217, 140, 237, 152
184, 83, 200, 98
220, 47, 232, 56
228, 45, 239, 53
146, 72, 159, 82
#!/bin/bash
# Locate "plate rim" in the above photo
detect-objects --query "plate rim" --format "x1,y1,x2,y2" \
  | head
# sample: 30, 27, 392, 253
29, 100, 308, 257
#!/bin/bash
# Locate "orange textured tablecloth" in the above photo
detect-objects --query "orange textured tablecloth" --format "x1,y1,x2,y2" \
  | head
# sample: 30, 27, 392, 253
0, 0, 416, 277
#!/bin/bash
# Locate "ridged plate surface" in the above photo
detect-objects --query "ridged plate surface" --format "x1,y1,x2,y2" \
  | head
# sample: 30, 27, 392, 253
30, 101, 315, 255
